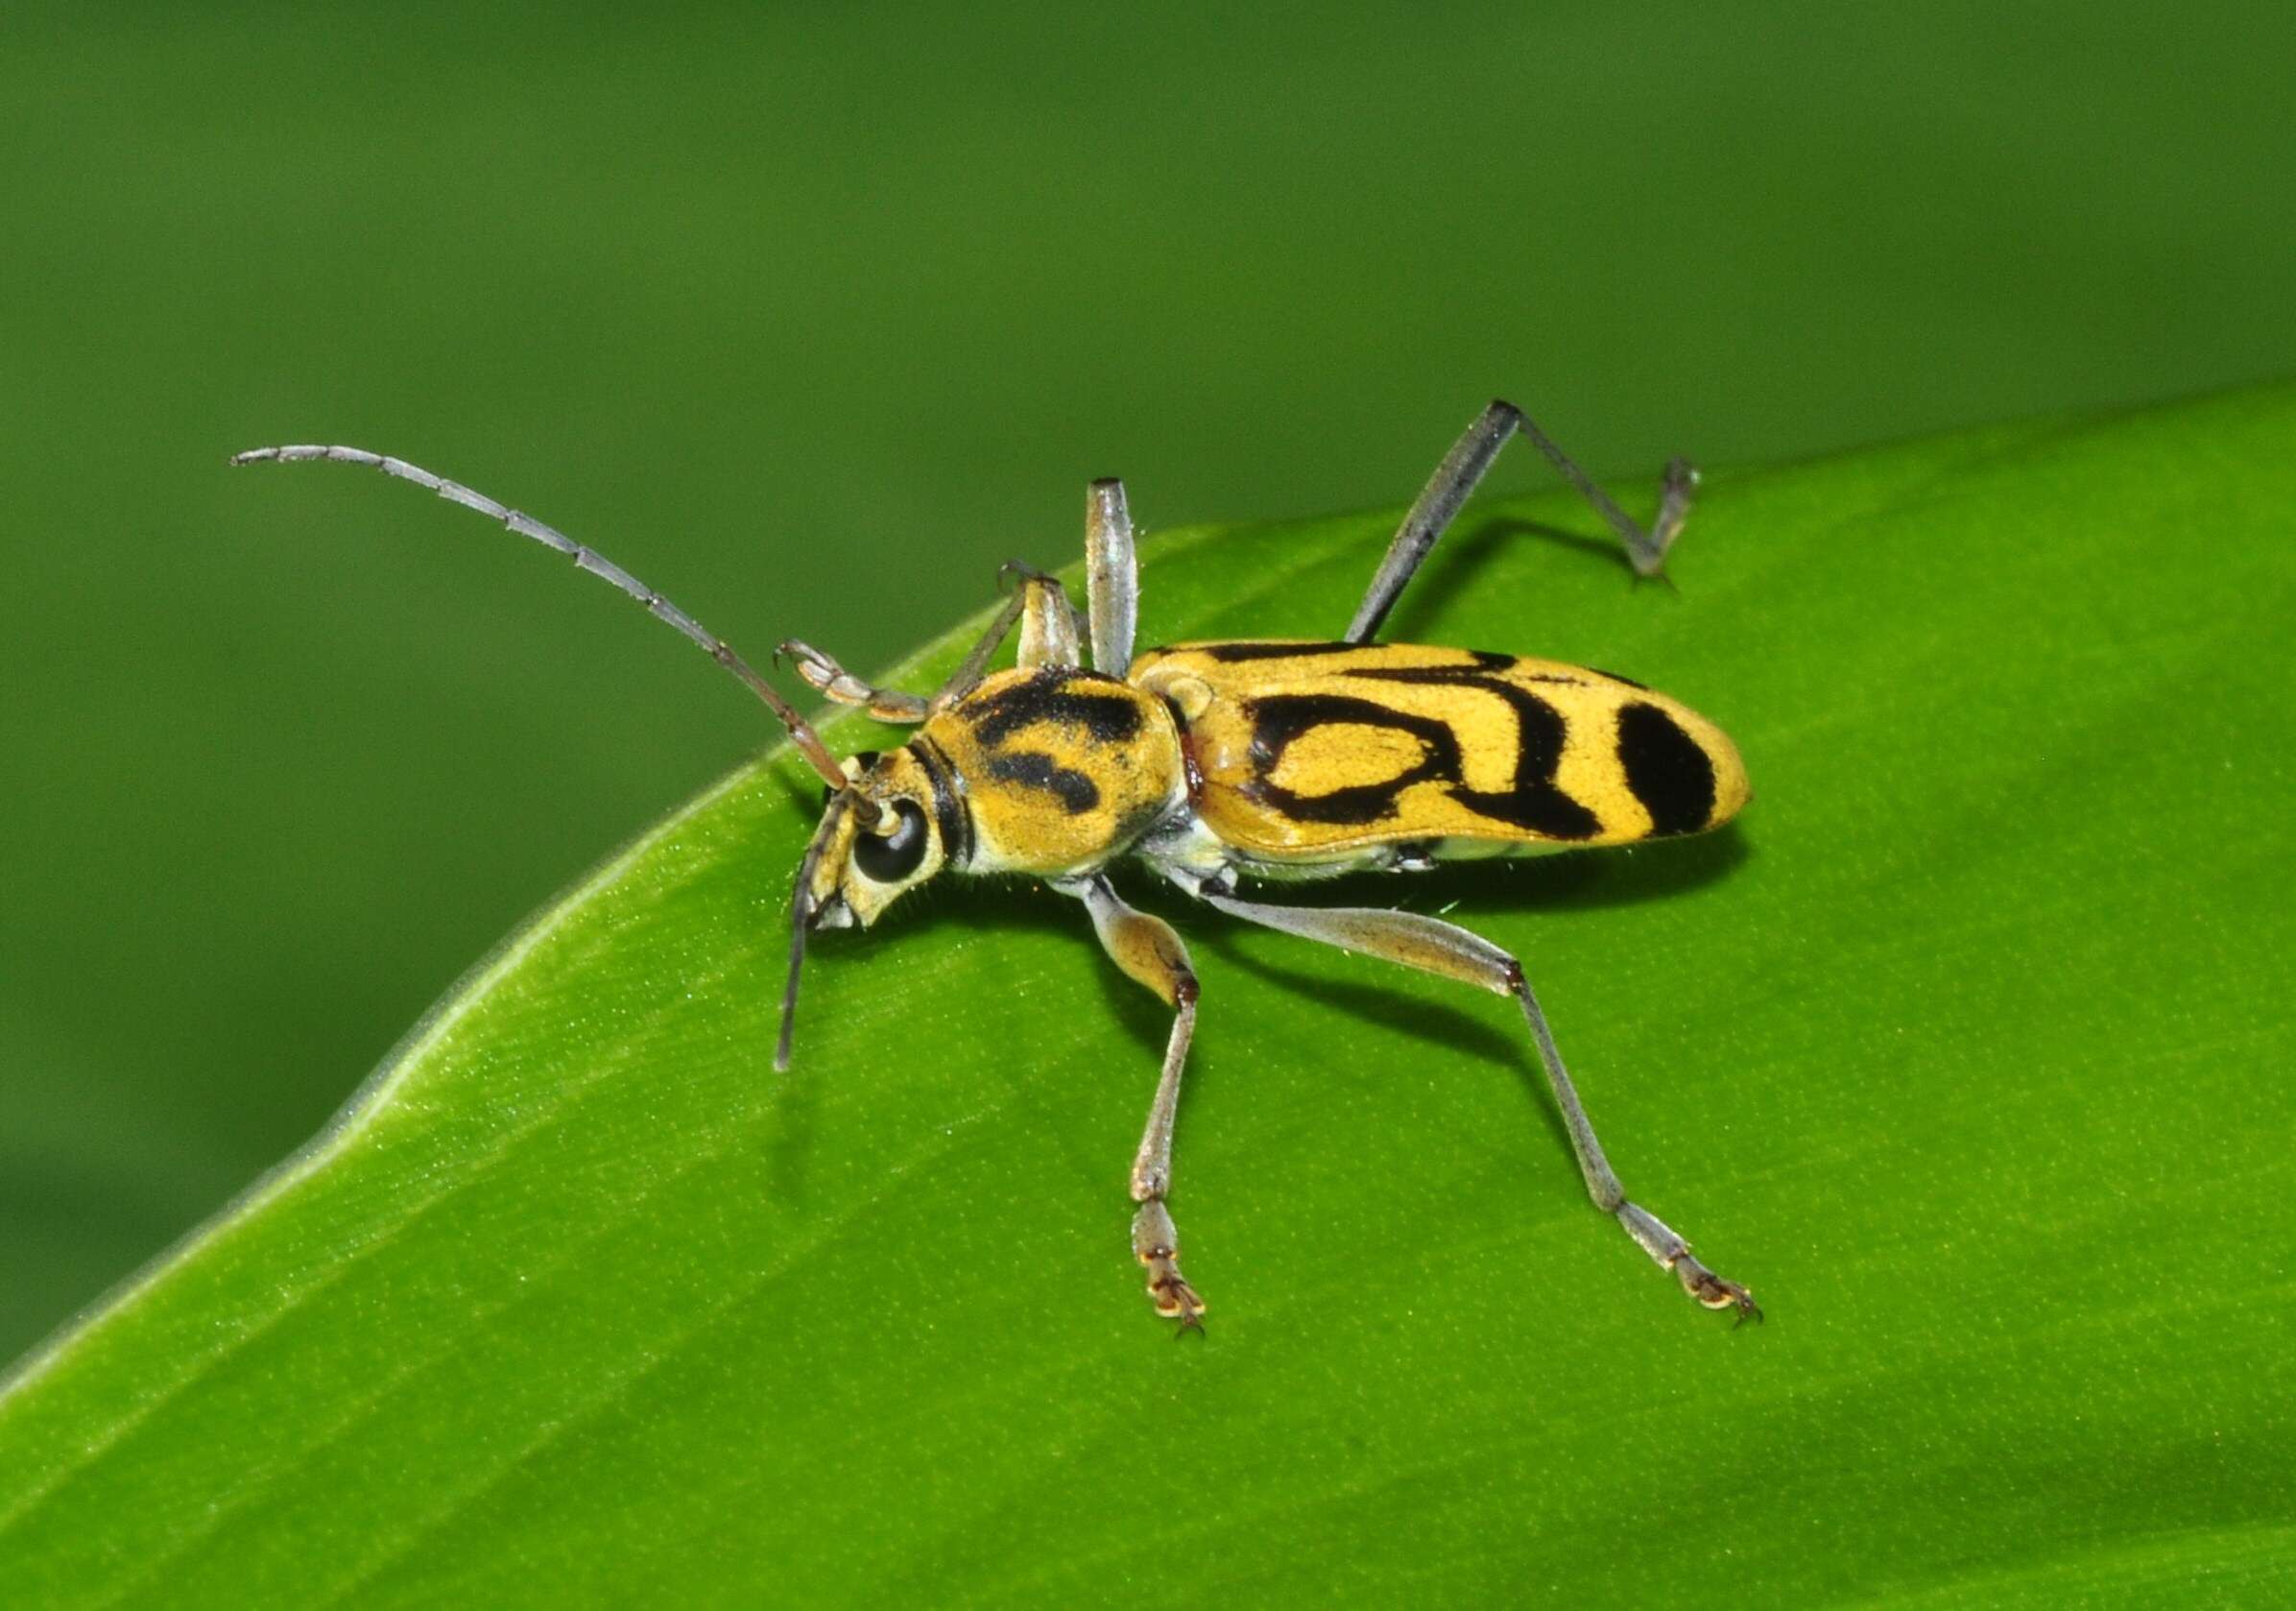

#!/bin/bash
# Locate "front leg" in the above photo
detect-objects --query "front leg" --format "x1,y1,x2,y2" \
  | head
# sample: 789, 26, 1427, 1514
930, 565, 1085, 709
778, 640, 930, 723
784, 565, 1086, 725
1057, 874, 1206, 1330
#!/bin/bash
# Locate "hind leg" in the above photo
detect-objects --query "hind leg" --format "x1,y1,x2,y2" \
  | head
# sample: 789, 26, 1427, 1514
1195, 887, 1757, 1322
1345, 400, 1698, 642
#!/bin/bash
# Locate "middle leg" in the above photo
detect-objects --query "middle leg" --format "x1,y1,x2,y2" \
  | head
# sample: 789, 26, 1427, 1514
1083, 477, 1138, 678
1057, 873, 1207, 1330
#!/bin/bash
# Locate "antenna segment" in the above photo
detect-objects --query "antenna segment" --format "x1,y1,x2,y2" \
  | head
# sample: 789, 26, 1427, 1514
230, 445, 859, 803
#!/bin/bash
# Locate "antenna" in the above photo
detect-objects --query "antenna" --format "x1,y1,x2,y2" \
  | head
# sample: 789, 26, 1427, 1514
230, 444, 862, 804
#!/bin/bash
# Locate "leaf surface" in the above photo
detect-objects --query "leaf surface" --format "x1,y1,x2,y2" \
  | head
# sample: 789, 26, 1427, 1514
3, 389, 2291, 1606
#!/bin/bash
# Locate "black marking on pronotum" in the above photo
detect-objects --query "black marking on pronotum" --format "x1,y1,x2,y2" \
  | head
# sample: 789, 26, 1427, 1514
984, 750, 1102, 813
1615, 703, 1716, 835
969, 668, 1145, 746
910, 734, 974, 869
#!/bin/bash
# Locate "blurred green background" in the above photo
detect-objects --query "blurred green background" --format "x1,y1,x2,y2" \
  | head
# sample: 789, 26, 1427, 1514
3, 2, 2291, 1367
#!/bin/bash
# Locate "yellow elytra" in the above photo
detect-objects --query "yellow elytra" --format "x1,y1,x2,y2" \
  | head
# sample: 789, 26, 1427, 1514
1130, 640, 1749, 869
234, 398, 1760, 1334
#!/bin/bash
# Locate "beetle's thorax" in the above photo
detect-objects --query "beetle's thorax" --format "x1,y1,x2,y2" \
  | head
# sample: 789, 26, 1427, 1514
921, 665, 1185, 878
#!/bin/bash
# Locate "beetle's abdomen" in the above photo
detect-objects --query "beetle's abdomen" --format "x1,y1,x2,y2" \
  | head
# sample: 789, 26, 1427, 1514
1130, 641, 1747, 863
924, 666, 1186, 876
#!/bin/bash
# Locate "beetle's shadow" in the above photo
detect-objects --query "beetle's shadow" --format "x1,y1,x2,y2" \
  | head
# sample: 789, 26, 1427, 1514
1173, 832, 1744, 1147
928, 830, 1749, 1173
1423, 827, 1754, 920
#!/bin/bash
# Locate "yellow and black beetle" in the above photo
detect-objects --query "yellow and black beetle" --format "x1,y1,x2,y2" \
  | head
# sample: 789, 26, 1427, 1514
235, 400, 1757, 1331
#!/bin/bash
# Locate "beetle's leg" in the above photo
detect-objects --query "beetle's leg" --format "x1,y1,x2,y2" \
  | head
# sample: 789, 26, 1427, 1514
1011, 564, 1085, 672
1057, 874, 1206, 1330
776, 640, 931, 723
228, 445, 854, 793
1084, 478, 1137, 677
790, 563, 1086, 723
928, 565, 1085, 710
1345, 400, 1699, 642
1197, 889, 1758, 1323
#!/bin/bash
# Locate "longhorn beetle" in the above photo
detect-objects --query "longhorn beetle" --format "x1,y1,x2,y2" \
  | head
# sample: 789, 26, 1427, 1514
233, 400, 1758, 1330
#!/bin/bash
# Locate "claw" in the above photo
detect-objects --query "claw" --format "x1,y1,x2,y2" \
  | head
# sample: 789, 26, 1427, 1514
1679, 1256, 1761, 1326
1133, 1198, 1207, 1334
1616, 1203, 1759, 1327
1144, 1254, 1208, 1334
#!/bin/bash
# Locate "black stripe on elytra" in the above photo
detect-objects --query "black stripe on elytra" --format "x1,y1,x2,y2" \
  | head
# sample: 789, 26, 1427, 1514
1337, 657, 1602, 839
1343, 649, 1590, 687
1246, 685, 1600, 839
1615, 703, 1716, 835
983, 750, 1101, 814
1192, 640, 1367, 661
1247, 694, 1459, 825
909, 735, 974, 869
968, 668, 1143, 746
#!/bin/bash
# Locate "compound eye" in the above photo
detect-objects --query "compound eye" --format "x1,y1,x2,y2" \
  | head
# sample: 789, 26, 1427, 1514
852, 798, 929, 884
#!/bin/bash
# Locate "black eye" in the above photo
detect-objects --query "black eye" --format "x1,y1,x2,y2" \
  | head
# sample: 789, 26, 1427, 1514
852, 798, 929, 883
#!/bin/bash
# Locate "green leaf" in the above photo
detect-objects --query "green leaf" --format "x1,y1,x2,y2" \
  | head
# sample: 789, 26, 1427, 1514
4, 389, 2291, 1606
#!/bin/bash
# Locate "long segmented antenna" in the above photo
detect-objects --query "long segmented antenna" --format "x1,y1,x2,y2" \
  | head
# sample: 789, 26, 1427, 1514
229, 444, 863, 806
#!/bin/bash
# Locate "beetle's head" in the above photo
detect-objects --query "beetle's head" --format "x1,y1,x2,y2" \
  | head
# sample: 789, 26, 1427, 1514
801, 749, 952, 930
777, 746, 952, 1070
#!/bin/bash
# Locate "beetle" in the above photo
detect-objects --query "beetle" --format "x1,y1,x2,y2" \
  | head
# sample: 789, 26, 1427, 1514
234, 399, 1757, 1331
